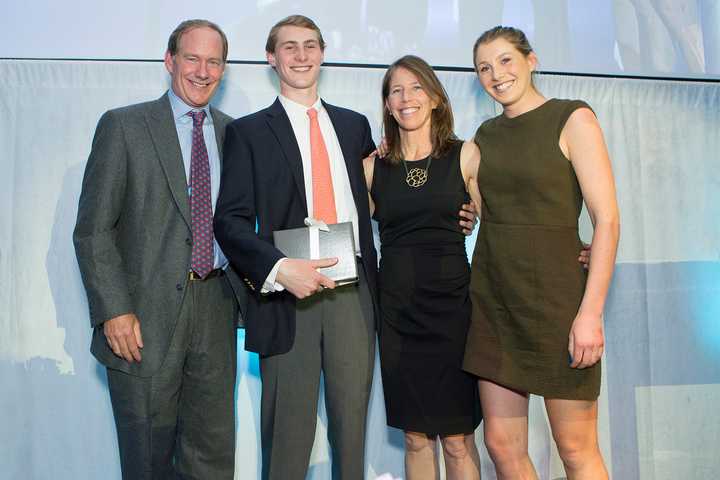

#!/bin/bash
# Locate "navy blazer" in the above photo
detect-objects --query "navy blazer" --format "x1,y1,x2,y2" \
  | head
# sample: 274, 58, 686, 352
215, 98, 378, 356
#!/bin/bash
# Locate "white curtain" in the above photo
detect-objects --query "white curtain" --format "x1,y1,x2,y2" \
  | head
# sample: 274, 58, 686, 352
1, 60, 718, 479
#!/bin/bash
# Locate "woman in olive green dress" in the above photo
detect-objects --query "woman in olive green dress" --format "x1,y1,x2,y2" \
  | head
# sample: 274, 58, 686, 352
463, 27, 620, 479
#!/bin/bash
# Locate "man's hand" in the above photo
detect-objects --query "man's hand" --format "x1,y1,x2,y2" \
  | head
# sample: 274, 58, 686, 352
276, 258, 338, 299
579, 242, 591, 269
103, 313, 143, 363
568, 312, 604, 369
459, 201, 478, 235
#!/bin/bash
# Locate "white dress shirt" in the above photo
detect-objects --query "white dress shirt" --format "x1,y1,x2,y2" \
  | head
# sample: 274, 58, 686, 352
263, 95, 361, 292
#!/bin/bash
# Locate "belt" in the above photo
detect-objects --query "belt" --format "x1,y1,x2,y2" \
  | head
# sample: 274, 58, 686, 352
188, 269, 225, 281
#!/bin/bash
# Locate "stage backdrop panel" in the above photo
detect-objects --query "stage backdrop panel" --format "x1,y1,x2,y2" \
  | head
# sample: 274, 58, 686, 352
2, 0, 720, 78
1, 59, 719, 479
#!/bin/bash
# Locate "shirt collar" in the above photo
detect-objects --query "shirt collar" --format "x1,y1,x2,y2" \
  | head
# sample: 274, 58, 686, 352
167, 88, 213, 124
278, 94, 324, 118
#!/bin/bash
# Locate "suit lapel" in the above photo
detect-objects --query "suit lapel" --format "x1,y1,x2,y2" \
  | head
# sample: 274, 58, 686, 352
146, 94, 191, 229
324, 101, 365, 209
266, 98, 308, 213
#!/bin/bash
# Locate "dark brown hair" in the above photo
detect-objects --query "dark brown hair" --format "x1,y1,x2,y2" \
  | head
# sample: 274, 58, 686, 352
265, 15, 326, 53
381, 55, 458, 164
167, 19, 228, 62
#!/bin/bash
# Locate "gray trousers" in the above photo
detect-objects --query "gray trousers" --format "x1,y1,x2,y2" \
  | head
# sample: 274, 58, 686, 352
260, 267, 375, 480
106, 274, 237, 480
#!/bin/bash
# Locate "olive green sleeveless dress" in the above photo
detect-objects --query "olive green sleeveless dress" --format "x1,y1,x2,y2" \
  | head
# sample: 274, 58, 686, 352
463, 99, 600, 400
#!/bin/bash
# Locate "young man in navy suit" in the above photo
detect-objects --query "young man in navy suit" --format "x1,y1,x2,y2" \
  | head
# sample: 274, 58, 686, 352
215, 15, 476, 479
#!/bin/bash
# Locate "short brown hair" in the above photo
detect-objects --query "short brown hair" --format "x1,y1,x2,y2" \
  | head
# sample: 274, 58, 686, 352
265, 15, 326, 53
381, 55, 458, 164
167, 19, 228, 62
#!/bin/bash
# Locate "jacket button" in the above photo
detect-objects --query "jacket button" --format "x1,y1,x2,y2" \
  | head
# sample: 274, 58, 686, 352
176, 283, 183, 291
185, 238, 192, 246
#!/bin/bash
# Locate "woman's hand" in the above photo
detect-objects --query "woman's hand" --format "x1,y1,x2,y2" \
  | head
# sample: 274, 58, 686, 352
376, 137, 389, 157
568, 311, 604, 369
459, 201, 478, 235
579, 242, 591, 268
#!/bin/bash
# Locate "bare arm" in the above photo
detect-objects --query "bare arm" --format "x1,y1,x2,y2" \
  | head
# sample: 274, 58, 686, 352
460, 140, 482, 216
362, 150, 377, 216
561, 107, 620, 369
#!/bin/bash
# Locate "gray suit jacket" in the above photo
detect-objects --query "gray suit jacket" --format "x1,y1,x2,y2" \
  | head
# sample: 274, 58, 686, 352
74, 93, 246, 377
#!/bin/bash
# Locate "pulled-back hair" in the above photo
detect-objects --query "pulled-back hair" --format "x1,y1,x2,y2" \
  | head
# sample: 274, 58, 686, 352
167, 19, 228, 62
381, 55, 458, 164
472, 25, 533, 68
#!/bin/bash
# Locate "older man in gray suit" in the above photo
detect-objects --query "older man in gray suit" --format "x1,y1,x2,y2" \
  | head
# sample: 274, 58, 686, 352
73, 19, 245, 480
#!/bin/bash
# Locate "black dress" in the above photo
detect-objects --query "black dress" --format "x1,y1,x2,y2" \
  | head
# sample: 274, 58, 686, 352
371, 141, 481, 435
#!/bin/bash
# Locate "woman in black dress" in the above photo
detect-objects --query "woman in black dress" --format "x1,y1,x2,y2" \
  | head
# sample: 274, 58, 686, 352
363, 55, 483, 480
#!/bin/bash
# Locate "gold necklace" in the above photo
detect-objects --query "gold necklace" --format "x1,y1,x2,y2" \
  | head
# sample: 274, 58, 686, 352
403, 156, 432, 188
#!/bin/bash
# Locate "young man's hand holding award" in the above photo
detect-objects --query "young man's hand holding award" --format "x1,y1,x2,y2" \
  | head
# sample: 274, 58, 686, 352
273, 218, 359, 299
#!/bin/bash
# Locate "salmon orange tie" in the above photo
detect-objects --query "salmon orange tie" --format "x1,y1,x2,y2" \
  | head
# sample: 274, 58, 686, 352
307, 107, 337, 224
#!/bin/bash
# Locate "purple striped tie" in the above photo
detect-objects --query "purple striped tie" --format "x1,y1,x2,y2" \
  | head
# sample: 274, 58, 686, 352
188, 110, 214, 278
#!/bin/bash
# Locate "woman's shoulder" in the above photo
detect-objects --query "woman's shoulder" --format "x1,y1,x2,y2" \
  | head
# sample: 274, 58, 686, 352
459, 140, 480, 175
552, 98, 594, 117
447, 137, 465, 155
473, 113, 506, 144
545, 99, 596, 139
479, 112, 503, 129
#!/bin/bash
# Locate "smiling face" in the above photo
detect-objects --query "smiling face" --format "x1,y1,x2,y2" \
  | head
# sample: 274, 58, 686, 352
474, 37, 537, 109
385, 67, 438, 134
267, 25, 324, 98
164, 26, 225, 108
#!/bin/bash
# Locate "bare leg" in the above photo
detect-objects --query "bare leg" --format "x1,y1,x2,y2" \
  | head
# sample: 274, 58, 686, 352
440, 433, 481, 480
479, 380, 538, 480
405, 431, 439, 480
545, 398, 608, 480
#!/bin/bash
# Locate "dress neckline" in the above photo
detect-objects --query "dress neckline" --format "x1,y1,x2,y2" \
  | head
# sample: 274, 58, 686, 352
497, 98, 556, 125
403, 155, 432, 163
